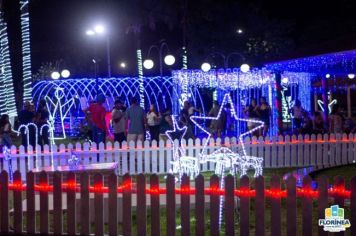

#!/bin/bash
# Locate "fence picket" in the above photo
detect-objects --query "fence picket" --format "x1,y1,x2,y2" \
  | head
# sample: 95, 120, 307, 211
334, 176, 345, 236
80, 172, 90, 235
341, 133, 348, 165
351, 176, 356, 236
255, 176, 265, 236
317, 176, 328, 236
181, 175, 190, 236
18, 146, 26, 180
224, 175, 235, 236
122, 141, 129, 174
252, 136, 258, 157
286, 176, 297, 236
297, 135, 304, 167
53, 171, 62, 235
210, 175, 220, 236
303, 134, 310, 166
335, 133, 341, 165
302, 176, 312, 236
0, 171, 8, 233
137, 141, 144, 173
291, 135, 297, 167
349, 133, 355, 163
114, 142, 121, 173
108, 173, 118, 236
166, 174, 175, 236
158, 141, 165, 174
26, 171, 35, 234
270, 176, 281, 236
83, 143, 90, 165
322, 134, 330, 167
277, 135, 284, 167
264, 137, 271, 168
94, 173, 104, 235
137, 174, 147, 236
39, 171, 49, 234
13, 171, 22, 233
106, 142, 113, 162
240, 175, 250, 236
151, 141, 159, 173
129, 141, 136, 174
67, 172, 76, 235
310, 134, 316, 166
316, 134, 323, 166
150, 174, 160, 236
166, 141, 173, 173
144, 141, 151, 173
123, 174, 132, 236
195, 174, 205, 236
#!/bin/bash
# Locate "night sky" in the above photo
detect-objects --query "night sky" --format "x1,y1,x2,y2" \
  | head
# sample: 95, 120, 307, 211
2, 0, 356, 87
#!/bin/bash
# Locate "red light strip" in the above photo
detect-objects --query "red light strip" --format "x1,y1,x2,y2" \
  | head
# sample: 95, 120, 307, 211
7, 182, 351, 199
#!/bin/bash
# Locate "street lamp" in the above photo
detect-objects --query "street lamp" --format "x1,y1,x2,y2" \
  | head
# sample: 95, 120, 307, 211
51, 71, 60, 80
85, 24, 111, 78
143, 41, 175, 76
51, 69, 70, 80
120, 62, 126, 68
201, 62, 211, 72
61, 69, 70, 78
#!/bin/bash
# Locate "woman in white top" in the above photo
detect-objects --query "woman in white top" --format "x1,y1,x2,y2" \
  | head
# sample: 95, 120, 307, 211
147, 104, 160, 142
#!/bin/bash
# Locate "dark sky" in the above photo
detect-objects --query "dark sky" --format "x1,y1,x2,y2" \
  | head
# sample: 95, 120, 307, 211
3, 0, 356, 84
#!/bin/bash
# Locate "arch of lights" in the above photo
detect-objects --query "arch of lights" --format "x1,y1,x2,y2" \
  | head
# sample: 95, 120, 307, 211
172, 67, 278, 136
32, 77, 205, 137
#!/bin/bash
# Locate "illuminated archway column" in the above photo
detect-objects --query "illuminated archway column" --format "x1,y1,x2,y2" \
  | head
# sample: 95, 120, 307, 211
321, 75, 328, 125
0, 3, 17, 117
274, 72, 283, 134
20, 0, 33, 102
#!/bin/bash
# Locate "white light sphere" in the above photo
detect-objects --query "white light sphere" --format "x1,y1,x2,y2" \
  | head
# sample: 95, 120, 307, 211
143, 59, 154, 69
237, 29, 243, 34
348, 73, 355, 79
86, 30, 95, 36
201, 62, 211, 72
164, 54, 175, 66
94, 24, 105, 34
120, 62, 126, 68
325, 74, 331, 78
240, 63, 250, 73
61, 69, 70, 78
282, 77, 289, 84
51, 71, 60, 80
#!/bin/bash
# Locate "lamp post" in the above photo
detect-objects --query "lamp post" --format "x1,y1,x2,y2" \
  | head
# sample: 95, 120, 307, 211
143, 41, 175, 76
86, 24, 111, 78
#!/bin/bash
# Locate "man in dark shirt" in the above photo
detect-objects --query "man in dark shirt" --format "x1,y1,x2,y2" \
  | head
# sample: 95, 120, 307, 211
125, 97, 146, 144
18, 101, 35, 148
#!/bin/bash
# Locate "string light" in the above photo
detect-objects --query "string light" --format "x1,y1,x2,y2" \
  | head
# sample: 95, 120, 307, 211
317, 92, 337, 114
45, 87, 75, 139
172, 68, 274, 90
20, 0, 33, 102
136, 49, 145, 108
0, 9, 17, 117
165, 116, 200, 179
182, 46, 188, 69
2, 146, 13, 182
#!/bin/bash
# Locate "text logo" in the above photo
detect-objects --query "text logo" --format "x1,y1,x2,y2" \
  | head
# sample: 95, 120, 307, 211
318, 205, 351, 232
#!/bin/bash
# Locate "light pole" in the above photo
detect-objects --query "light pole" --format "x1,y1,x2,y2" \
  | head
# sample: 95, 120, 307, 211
143, 41, 175, 76
86, 24, 111, 78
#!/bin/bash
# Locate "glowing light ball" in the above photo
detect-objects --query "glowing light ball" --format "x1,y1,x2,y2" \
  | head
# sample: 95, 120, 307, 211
237, 29, 243, 34
281, 77, 289, 84
348, 73, 355, 79
94, 24, 105, 34
51, 71, 60, 80
120, 62, 126, 68
61, 69, 70, 78
143, 59, 154, 69
240, 64, 250, 73
325, 74, 331, 78
86, 30, 95, 36
201, 62, 211, 72
164, 55, 175, 66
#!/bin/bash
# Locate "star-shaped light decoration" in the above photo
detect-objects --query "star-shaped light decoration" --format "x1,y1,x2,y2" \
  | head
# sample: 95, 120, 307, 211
165, 116, 199, 179
190, 93, 264, 177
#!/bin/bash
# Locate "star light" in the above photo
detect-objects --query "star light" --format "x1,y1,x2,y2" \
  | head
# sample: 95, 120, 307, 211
165, 116, 199, 179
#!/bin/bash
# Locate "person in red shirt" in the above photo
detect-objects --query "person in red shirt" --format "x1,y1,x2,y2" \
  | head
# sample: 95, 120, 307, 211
87, 94, 107, 145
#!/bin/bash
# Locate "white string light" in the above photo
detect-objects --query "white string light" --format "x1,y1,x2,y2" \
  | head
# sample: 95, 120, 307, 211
20, 0, 33, 102
317, 92, 337, 114
45, 87, 75, 139
137, 49, 145, 108
0, 9, 17, 117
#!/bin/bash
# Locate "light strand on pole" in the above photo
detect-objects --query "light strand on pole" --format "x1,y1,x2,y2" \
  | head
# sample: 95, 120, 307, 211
182, 46, 188, 69
137, 49, 145, 108
0, 9, 17, 117
20, 0, 33, 102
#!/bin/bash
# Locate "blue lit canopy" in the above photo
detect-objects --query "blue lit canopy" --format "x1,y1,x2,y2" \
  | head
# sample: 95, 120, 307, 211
265, 49, 356, 74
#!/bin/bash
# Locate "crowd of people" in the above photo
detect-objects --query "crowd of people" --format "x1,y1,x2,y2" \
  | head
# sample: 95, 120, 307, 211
1, 95, 356, 149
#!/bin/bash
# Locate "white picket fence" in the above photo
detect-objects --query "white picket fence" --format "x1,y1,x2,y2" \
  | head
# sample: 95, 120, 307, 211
1, 133, 356, 181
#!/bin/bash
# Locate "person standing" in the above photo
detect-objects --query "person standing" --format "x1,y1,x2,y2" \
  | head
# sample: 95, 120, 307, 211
244, 98, 260, 135
291, 99, 304, 134
87, 94, 107, 145
208, 101, 226, 138
36, 100, 50, 146
146, 104, 160, 142
257, 97, 271, 136
159, 109, 173, 142
329, 104, 344, 134
126, 97, 146, 144
111, 100, 126, 144
0, 114, 14, 148
18, 101, 36, 148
